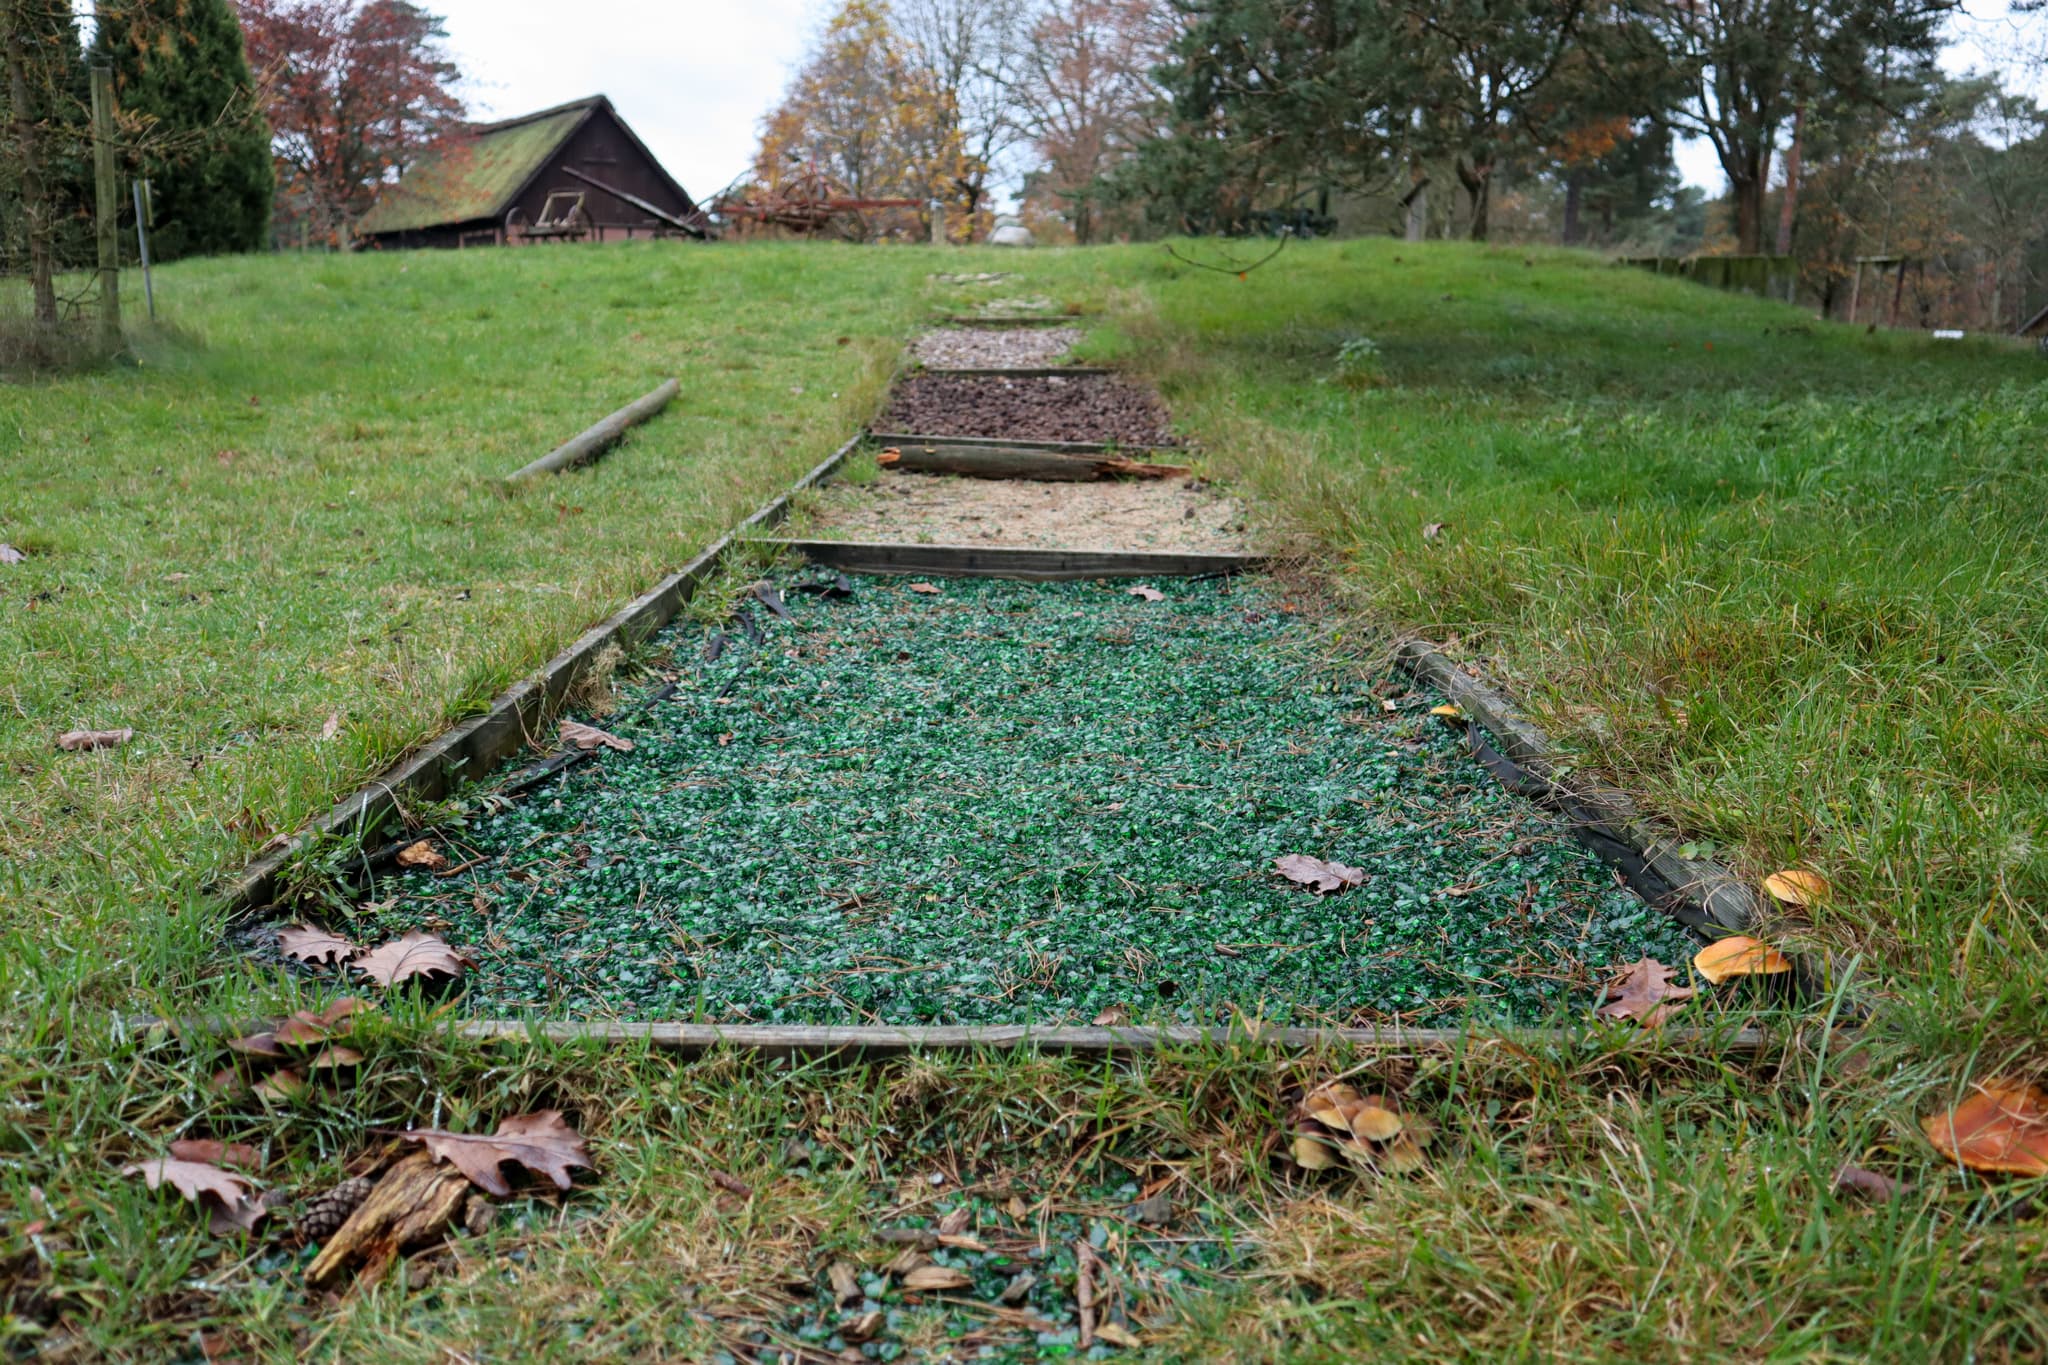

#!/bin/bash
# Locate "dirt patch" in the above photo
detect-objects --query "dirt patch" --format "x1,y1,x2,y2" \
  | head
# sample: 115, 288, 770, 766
913, 327, 1084, 369
877, 373, 1175, 445
804, 473, 1255, 552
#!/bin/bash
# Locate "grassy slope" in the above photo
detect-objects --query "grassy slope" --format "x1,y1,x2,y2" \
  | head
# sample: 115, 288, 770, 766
4, 242, 2048, 1361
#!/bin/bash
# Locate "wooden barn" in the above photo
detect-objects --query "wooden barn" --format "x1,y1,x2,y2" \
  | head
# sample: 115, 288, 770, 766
354, 96, 708, 249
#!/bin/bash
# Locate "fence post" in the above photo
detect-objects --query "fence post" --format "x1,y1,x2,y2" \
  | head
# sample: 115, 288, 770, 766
90, 64, 120, 349
132, 179, 155, 321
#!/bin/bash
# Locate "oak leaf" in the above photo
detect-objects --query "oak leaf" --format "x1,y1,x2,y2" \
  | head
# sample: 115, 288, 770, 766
1693, 935, 1792, 985
125, 1155, 267, 1234
1126, 585, 1164, 602
907, 582, 942, 595
1921, 1079, 2048, 1175
57, 728, 133, 752
272, 997, 370, 1046
278, 924, 360, 966
352, 932, 471, 988
169, 1139, 262, 1172
1274, 854, 1366, 894
396, 1109, 593, 1197
1595, 958, 1695, 1027
559, 719, 633, 753
395, 840, 448, 871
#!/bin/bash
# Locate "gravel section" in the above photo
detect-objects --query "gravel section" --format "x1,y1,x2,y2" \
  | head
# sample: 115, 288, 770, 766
913, 327, 1084, 369
805, 474, 1254, 552
370, 575, 1694, 1025
877, 373, 1175, 445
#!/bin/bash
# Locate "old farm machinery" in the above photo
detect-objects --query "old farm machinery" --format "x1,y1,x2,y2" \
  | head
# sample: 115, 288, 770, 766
707, 165, 926, 240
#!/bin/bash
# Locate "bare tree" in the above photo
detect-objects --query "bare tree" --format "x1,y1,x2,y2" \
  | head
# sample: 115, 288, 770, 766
893, 0, 1033, 235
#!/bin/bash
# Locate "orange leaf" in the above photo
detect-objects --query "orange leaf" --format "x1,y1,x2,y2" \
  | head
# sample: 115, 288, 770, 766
1921, 1080, 2048, 1175
1693, 935, 1793, 985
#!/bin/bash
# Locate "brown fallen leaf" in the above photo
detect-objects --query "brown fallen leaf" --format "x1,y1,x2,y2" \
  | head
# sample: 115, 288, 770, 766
828, 1260, 862, 1306
1694, 935, 1793, 985
1596, 958, 1695, 1027
125, 1155, 267, 1234
57, 728, 133, 752
709, 1169, 752, 1198
169, 1139, 262, 1172
1764, 869, 1831, 907
1126, 585, 1165, 602
1274, 853, 1367, 894
396, 1109, 593, 1197
272, 997, 370, 1046
395, 840, 448, 871
907, 582, 942, 595
844, 1310, 885, 1343
901, 1264, 971, 1292
0, 543, 25, 564
253, 1069, 308, 1102
1091, 1005, 1130, 1027
1922, 1079, 2048, 1175
1422, 521, 1448, 542
319, 712, 342, 742
1833, 1163, 1906, 1201
560, 719, 633, 753
938, 1206, 973, 1236
1096, 1323, 1143, 1350
278, 924, 360, 966
352, 932, 471, 988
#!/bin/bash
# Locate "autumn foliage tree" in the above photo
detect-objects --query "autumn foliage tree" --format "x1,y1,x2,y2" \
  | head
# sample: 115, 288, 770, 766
752, 0, 980, 241
234, 0, 463, 241
1012, 0, 1170, 242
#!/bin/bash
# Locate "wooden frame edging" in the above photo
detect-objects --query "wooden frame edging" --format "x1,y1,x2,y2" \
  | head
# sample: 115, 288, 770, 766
212, 433, 865, 917
939, 315, 1083, 327
868, 432, 1173, 457
1396, 639, 1759, 935
452, 1018, 1771, 1059
767, 539, 1265, 581
917, 366, 1114, 379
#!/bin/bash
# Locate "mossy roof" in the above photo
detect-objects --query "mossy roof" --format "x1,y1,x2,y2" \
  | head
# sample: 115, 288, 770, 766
355, 98, 597, 236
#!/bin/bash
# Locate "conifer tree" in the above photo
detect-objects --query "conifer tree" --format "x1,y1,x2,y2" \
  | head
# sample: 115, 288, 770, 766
93, 0, 271, 258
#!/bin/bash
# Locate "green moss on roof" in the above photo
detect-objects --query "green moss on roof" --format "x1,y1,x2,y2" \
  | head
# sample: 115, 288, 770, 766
356, 104, 589, 236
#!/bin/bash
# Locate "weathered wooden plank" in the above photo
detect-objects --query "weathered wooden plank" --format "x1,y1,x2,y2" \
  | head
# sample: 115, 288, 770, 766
877, 444, 1188, 481
213, 434, 864, 917
868, 432, 1173, 456
506, 379, 680, 481
454, 1018, 1772, 1058
939, 315, 1084, 326
917, 366, 1114, 379
763, 539, 1266, 581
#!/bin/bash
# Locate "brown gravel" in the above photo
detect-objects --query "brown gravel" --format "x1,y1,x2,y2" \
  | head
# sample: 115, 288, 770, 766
804, 474, 1254, 552
912, 327, 1083, 369
875, 374, 1175, 446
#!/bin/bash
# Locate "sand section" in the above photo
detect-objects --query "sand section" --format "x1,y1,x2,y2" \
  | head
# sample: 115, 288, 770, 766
913, 327, 1084, 368
803, 473, 1255, 552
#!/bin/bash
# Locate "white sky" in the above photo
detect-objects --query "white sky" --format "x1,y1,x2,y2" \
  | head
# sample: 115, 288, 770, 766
428, 0, 2042, 201
432, 0, 831, 200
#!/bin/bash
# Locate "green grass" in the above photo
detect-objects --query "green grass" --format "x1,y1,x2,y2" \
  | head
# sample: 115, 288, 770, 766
356, 573, 1692, 1025
6, 240, 2048, 1361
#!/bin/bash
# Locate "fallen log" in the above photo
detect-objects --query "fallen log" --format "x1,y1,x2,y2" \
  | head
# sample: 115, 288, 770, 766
506, 378, 680, 481
877, 443, 1188, 482
305, 1149, 473, 1288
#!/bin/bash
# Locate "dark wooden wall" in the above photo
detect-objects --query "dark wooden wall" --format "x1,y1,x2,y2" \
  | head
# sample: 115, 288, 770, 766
509, 109, 697, 230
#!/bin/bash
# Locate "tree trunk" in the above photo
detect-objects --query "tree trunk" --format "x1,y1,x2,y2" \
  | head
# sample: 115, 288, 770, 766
1730, 145, 1771, 256
2, 1, 59, 328
1456, 156, 1491, 242
1774, 104, 1804, 257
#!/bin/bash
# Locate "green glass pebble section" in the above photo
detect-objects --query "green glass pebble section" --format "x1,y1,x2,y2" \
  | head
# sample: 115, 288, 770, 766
374, 575, 1695, 1024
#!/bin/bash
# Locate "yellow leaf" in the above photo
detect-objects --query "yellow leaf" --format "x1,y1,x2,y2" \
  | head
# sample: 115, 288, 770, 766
1764, 869, 1831, 906
1693, 935, 1793, 984
1429, 704, 1463, 720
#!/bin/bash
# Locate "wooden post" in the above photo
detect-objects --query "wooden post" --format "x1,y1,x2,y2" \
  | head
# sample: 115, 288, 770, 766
90, 64, 121, 350
505, 379, 681, 481
131, 179, 155, 321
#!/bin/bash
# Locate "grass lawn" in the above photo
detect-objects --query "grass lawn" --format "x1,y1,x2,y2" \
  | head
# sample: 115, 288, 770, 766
5, 240, 2048, 1361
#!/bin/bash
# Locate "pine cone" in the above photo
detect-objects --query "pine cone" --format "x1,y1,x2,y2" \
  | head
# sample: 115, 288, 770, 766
296, 1176, 374, 1243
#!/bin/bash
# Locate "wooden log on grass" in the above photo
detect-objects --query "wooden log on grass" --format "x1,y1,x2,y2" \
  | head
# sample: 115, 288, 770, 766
506, 378, 680, 481
877, 443, 1188, 482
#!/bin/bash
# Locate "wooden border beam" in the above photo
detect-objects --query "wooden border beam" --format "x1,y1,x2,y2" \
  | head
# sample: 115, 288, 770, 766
761, 538, 1266, 581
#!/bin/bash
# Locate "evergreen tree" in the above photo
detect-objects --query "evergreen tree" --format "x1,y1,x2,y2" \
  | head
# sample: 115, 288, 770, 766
93, 0, 271, 258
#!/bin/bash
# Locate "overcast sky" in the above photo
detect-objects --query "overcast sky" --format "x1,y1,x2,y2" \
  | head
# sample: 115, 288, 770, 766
430, 0, 2042, 202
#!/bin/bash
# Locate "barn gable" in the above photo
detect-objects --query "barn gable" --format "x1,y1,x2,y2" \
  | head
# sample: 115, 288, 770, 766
356, 96, 704, 247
